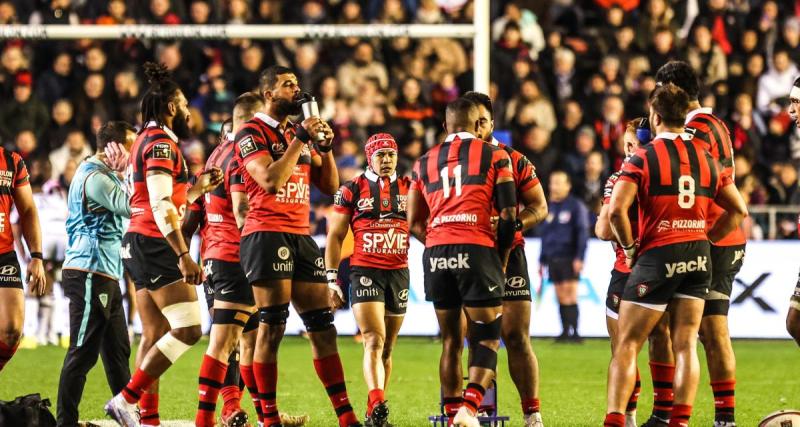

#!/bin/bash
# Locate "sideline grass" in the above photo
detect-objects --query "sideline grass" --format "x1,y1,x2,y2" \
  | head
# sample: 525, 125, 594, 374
1, 337, 798, 426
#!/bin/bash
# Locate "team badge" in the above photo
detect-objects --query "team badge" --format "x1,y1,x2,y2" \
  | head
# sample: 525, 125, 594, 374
98, 293, 108, 308
239, 137, 257, 157
152, 142, 172, 159
637, 283, 649, 297
612, 294, 620, 308
360, 276, 373, 287
277, 246, 290, 260
382, 199, 389, 208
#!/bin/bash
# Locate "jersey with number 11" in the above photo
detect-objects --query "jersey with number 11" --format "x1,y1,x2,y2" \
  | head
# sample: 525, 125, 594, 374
619, 132, 731, 255
411, 132, 513, 248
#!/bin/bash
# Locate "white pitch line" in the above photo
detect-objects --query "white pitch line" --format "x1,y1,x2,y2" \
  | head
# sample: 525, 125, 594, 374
88, 421, 194, 427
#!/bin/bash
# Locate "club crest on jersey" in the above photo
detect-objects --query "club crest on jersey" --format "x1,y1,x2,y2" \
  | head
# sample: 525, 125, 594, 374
277, 246, 290, 260
360, 276, 373, 287
382, 199, 389, 208
239, 137, 257, 157
152, 142, 172, 159
357, 197, 375, 211
637, 283, 649, 297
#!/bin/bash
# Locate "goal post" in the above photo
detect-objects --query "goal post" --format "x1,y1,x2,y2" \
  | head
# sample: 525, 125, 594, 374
0, 0, 491, 92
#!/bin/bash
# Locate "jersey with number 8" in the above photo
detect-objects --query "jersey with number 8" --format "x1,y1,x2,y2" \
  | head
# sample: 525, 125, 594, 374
619, 132, 731, 255
410, 132, 513, 248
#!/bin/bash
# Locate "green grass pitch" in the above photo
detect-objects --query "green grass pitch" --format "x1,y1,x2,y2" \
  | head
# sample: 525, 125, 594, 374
1, 337, 799, 426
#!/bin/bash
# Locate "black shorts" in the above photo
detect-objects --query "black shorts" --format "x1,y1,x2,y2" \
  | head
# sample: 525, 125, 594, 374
349, 266, 409, 315
202, 279, 214, 311
606, 269, 628, 318
704, 244, 746, 316
240, 231, 325, 285
423, 244, 504, 309
121, 233, 182, 291
203, 259, 254, 306
503, 246, 532, 301
623, 240, 711, 309
547, 257, 578, 283
0, 251, 22, 290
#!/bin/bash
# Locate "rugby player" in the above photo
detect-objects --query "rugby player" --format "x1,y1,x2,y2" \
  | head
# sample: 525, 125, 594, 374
105, 62, 223, 427
604, 83, 747, 427
234, 65, 360, 427
57, 121, 136, 426
654, 61, 747, 427
787, 77, 800, 347
326, 133, 411, 427
0, 132, 47, 373
462, 91, 548, 427
408, 97, 517, 427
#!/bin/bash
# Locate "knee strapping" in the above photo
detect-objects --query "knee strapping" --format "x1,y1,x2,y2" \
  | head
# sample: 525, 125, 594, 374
161, 302, 201, 329
259, 304, 290, 326
155, 332, 192, 363
212, 308, 251, 327
468, 316, 502, 370
299, 308, 334, 332
243, 312, 259, 332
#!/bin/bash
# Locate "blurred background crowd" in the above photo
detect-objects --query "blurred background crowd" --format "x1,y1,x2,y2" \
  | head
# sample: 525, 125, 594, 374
1, 0, 799, 239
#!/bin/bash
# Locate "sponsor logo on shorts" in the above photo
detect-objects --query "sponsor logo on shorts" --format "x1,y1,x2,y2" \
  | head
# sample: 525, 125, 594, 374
428, 253, 470, 272
431, 213, 477, 227
0, 264, 20, 282
315, 257, 324, 269
732, 249, 745, 265
273, 247, 293, 272
665, 256, 708, 278
203, 261, 213, 277
398, 289, 408, 301
657, 219, 705, 233
278, 247, 290, 260
612, 294, 620, 308
360, 276, 373, 287
120, 244, 131, 259
356, 287, 379, 298
506, 276, 526, 289
357, 197, 375, 211
637, 283, 649, 297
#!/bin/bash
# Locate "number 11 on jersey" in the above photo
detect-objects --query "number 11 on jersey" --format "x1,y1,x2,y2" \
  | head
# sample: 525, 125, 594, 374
440, 165, 462, 198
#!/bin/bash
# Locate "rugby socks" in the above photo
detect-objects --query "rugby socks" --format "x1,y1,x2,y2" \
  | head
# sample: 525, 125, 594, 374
711, 379, 736, 423
558, 305, 569, 336
367, 388, 385, 416
195, 355, 228, 426
240, 364, 264, 423
313, 354, 358, 426
0, 340, 18, 372
253, 361, 280, 425
649, 361, 675, 421
139, 392, 159, 427
443, 396, 462, 424
669, 404, 692, 426
521, 397, 540, 414
221, 349, 242, 412
603, 412, 625, 427
121, 368, 155, 404
462, 383, 485, 415
626, 369, 641, 414
558, 304, 579, 336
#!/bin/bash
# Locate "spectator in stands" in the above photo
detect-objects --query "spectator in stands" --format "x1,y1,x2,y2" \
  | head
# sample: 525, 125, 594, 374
778, 17, 800, 66
492, 3, 545, 59
43, 99, 75, 152
29, 0, 79, 25
35, 53, 72, 108
0, 45, 28, 100
430, 72, 460, 122
687, 20, 729, 86
13, 130, 37, 160
226, 0, 250, 24
703, 0, 741, 56
95, 0, 133, 25
494, 22, 532, 84
146, 0, 182, 24
635, 0, 677, 51
416, 37, 467, 84
648, 26, 679, 73
506, 78, 557, 134
520, 125, 560, 187
0, 71, 49, 143
593, 95, 626, 169
111, 69, 141, 126
337, 41, 389, 99
575, 151, 606, 216
599, 55, 624, 95
295, 43, 330, 98
0, 1, 19, 24
562, 125, 596, 179
551, 99, 585, 153
49, 129, 92, 179
392, 77, 435, 145
231, 44, 264, 95
757, 48, 798, 114
594, 0, 640, 13
74, 73, 111, 138
729, 92, 765, 163
157, 42, 195, 97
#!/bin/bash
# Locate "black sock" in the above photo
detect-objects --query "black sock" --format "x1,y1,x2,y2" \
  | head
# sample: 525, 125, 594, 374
559, 304, 569, 335
224, 348, 240, 387
565, 304, 579, 336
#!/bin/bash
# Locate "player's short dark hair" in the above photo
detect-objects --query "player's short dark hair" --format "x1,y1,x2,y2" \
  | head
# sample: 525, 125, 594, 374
96, 121, 135, 151
234, 91, 264, 115
655, 61, 700, 100
445, 97, 479, 131
258, 65, 294, 93
462, 91, 493, 118
793, 76, 800, 88
651, 83, 691, 128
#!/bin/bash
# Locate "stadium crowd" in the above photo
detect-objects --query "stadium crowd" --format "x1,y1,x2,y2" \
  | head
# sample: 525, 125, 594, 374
1, 0, 800, 240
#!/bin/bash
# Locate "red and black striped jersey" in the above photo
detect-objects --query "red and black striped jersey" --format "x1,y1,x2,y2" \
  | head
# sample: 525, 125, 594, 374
234, 112, 320, 236
620, 132, 732, 255
684, 107, 746, 246
603, 168, 638, 273
333, 171, 410, 269
492, 139, 541, 249
197, 137, 244, 263
411, 132, 513, 248
127, 122, 189, 238
0, 148, 29, 254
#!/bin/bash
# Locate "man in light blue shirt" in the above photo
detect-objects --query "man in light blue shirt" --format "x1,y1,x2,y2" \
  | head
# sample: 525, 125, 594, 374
57, 121, 136, 427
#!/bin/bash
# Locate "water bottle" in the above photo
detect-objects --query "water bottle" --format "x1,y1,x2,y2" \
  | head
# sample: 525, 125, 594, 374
299, 93, 326, 142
